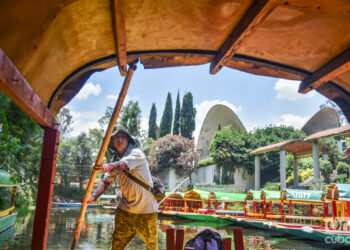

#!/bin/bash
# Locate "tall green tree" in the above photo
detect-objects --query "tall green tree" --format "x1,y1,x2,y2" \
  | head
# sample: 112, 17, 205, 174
98, 101, 142, 137
148, 103, 157, 139
180, 92, 196, 139
56, 107, 73, 138
73, 132, 93, 191
128, 101, 141, 137
173, 91, 181, 135
159, 92, 173, 137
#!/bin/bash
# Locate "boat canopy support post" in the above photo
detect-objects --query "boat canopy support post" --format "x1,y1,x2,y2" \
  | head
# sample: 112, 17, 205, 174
71, 59, 138, 250
293, 154, 298, 188
280, 147, 286, 190
254, 155, 260, 190
31, 126, 60, 250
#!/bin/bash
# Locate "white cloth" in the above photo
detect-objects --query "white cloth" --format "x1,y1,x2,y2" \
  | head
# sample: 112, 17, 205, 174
103, 144, 158, 214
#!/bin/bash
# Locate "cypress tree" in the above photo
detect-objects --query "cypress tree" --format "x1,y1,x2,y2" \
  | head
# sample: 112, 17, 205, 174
180, 92, 196, 139
173, 90, 181, 135
128, 101, 141, 136
148, 103, 157, 139
159, 92, 173, 137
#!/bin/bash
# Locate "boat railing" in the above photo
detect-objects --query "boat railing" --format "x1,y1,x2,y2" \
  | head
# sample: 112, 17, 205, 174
244, 197, 350, 231
159, 197, 245, 215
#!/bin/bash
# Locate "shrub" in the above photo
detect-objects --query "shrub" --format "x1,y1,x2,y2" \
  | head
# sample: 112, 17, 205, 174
320, 160, 333, 184
336, 162, 350, 178
286, 168, 314, 186
263, 182, 280, 191
196, 158, 216, 167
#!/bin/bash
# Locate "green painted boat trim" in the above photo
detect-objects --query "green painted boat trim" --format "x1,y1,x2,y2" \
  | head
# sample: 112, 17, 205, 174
283, 189, 324, 201
262, 190, 281, 200
193, 189, 246, 201
171, 212, 233, 225
0, 212, 17, 233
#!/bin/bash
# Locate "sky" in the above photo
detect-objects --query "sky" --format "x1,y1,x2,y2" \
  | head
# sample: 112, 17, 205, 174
65, 63, 329, 142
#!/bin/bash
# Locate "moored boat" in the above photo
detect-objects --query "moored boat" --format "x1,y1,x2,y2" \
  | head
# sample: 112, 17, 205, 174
0, 170, 18, 233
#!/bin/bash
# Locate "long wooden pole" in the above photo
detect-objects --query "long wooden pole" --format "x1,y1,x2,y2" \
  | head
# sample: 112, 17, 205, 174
71, 59, 138, 249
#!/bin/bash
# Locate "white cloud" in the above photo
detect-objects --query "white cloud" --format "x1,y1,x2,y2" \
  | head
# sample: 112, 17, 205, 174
274, 113, 310, 129
105, 95, 135, 105
76, 82, 101, 100
193, 100, 242, 142
106, 94, 118, 100
69, 110, 101, 136
274, 79, 315, 100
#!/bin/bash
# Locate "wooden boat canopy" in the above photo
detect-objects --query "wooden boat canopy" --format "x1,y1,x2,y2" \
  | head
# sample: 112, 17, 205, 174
0, 0, 350, 120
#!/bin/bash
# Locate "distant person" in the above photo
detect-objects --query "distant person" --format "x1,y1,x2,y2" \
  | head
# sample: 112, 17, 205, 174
88, 126, 158, 250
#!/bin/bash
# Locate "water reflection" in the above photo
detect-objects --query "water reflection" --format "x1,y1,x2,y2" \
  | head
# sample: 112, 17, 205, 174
0, 208, 348, 249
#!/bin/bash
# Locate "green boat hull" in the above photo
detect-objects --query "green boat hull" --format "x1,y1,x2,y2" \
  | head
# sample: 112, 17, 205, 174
174, 213, 232, 225
0, 212, 17, 233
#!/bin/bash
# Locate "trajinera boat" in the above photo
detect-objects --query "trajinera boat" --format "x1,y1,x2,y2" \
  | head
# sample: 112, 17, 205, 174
0, 170, 18, 233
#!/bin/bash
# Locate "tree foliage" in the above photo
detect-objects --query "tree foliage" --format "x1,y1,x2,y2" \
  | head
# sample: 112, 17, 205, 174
159, 92, 173, 138
148, 135, 198, 179
209, 125, 306, 185
56, 108, 73, 138
180, 92, 196, 139
0, 91, 43, 209
148, 103, 157, 140
173, 91, 181, 135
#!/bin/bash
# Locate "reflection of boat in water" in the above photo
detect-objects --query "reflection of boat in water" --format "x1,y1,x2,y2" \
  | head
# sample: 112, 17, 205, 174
52, 195, 118, 209
52, 202, 103, 209
0, 170, 18, 233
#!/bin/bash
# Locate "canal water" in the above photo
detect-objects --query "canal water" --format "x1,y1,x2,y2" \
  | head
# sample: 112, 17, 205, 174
0, 208, 346, 249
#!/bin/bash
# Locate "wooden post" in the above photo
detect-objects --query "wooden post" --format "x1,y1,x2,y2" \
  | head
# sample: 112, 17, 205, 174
244, 200, 247, 216
346, 201, 350, 231
71, 60, 138, 249
175, 229, 184, 250
215, 199, 218, 210
270, 200, 273, 215
263, 200, 266, 219
223, 237, 232, 250
289, 200, 292, 223
31, 126, 60, 250
233, 228, 244, 250
207, 199, 210, 214
166, 228, 175, 250
11, 186, 16, 207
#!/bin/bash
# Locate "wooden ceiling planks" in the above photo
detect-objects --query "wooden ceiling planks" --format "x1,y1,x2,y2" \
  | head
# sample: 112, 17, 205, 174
210, 0, 281, 74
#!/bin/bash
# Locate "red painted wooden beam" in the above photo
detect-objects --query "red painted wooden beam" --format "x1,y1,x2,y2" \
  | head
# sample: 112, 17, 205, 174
31, 126, 60, 250
0, 48, 57, 128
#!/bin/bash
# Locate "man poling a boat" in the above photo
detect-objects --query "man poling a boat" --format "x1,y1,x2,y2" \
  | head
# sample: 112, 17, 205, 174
88, 125, 158, 250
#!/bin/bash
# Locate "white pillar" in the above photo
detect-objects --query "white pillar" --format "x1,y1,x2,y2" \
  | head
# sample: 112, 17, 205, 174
255, 155, 260, 190
322, 152, 329, 161
293, 155, 298, 188
313, 142, 320, 180
280, 148, 286, 190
